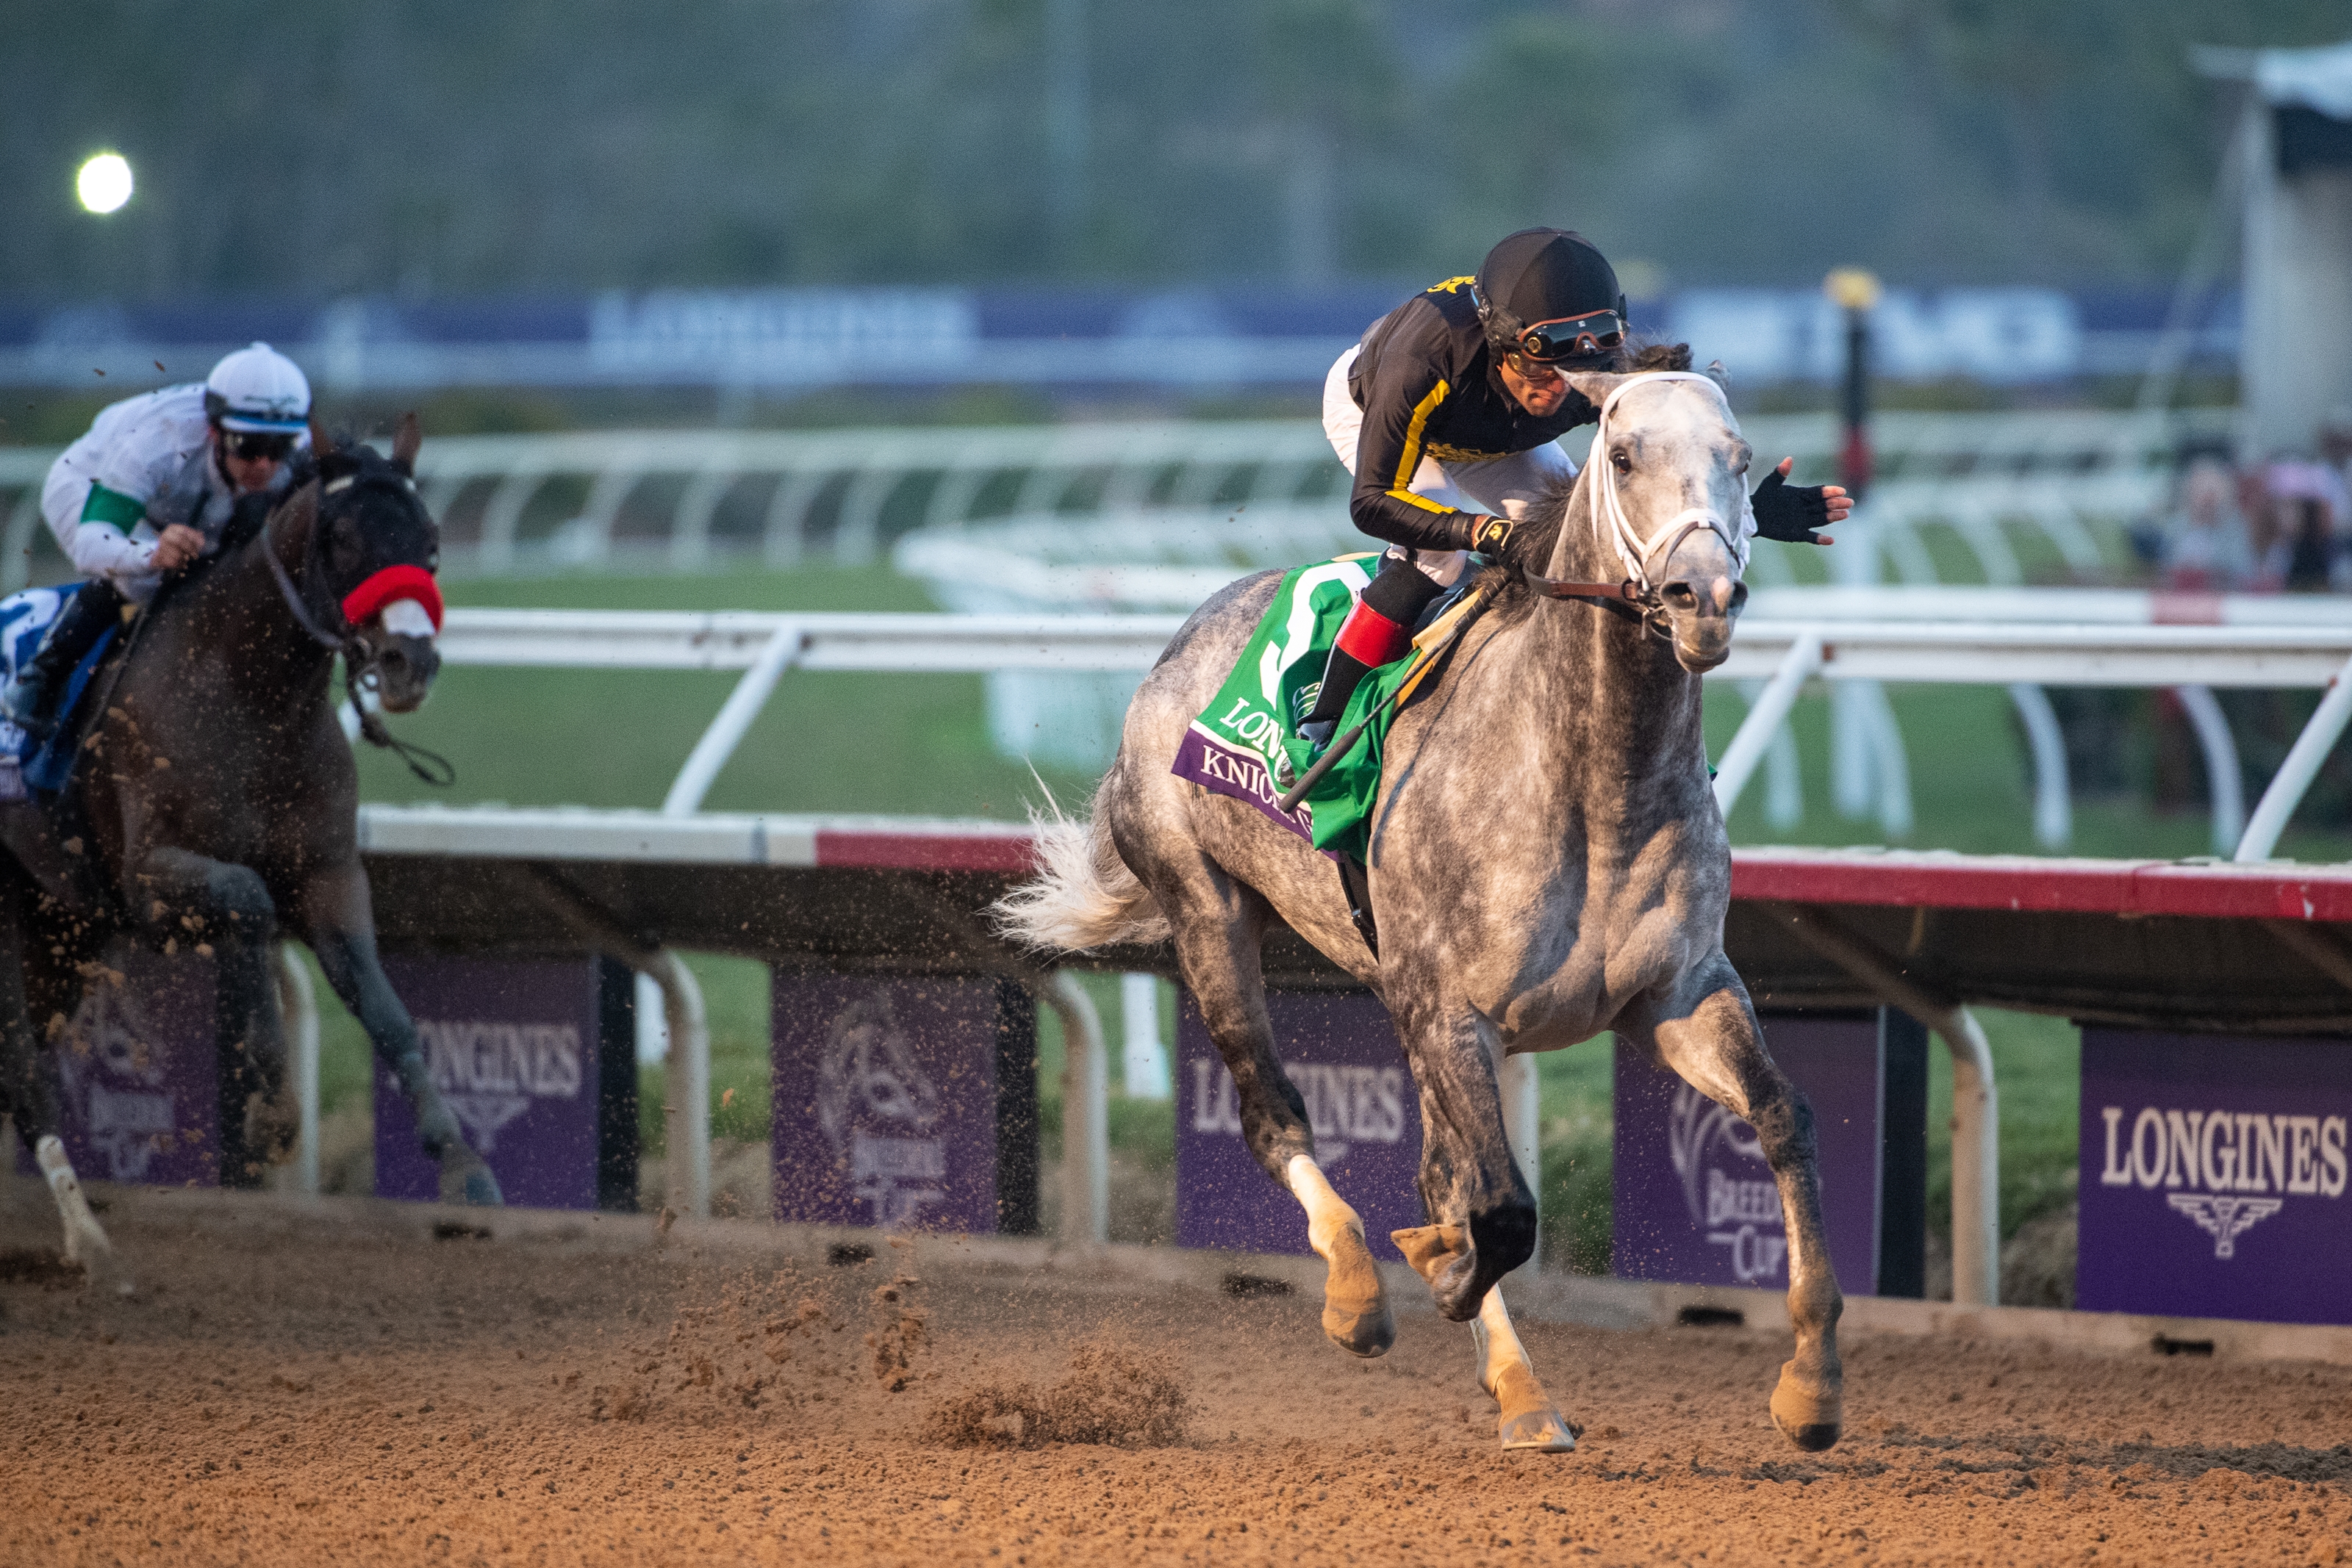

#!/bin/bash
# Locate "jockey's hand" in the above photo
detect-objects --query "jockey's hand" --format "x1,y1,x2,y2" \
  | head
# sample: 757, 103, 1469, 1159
1465, 514, 1527, 568
149, 523, 204, 572
1752, 458, 1847, 546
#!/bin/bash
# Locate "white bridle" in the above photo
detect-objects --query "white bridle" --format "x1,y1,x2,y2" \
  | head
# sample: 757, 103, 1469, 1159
1586, 370, 1754, 595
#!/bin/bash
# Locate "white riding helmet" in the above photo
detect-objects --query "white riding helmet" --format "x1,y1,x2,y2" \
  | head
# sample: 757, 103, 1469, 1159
204, 342, 311, 433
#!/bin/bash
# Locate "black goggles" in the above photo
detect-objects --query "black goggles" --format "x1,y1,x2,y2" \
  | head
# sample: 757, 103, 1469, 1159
1516, 309, 1627, 363
221, 429, 298, 462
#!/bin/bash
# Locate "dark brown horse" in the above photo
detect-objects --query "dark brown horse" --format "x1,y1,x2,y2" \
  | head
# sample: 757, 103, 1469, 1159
0, 417, 498, 1292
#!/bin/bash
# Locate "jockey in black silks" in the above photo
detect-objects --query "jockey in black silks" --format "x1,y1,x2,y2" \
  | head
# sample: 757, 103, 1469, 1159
1300, 227, 1851, 752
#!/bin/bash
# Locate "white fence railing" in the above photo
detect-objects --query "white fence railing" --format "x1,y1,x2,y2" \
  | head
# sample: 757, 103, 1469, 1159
420, 607, 2352, 865
1, 406, 2232, 585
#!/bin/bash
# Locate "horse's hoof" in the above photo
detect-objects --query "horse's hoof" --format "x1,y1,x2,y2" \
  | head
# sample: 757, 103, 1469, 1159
438, 1150, 504, 1207
1498, 1405, 1577, 1453
1768, 1359, 1842, 1453
1319, 1224, 1394, 1357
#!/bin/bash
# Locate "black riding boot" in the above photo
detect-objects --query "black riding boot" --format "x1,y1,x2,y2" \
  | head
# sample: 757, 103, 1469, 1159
7, 580, 125, 743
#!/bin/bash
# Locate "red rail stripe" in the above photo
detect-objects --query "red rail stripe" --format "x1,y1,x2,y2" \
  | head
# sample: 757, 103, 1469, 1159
806, 829, 2352, 921
1729, 850, 2352, 922
812, 830, 1037, 874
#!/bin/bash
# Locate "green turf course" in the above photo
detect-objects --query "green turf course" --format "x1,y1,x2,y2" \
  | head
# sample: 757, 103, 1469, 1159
307, 564, 2345, 1276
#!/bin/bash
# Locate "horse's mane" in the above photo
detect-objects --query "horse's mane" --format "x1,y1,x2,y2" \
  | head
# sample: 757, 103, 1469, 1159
171, 431, 412, 597
1480, 339, 1708, 627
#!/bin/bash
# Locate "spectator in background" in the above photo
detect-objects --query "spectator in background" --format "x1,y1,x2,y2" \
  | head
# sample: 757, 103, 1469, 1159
2155, 456, 2256, 593
2254, 458, 2349, 593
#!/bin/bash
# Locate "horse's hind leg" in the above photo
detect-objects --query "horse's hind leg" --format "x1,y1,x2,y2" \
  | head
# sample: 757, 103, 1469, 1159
135, 848, 293, 1187
1633, 956, 1844, 1453
0, 871, 131, 1292
1134, 842, 1392, 1357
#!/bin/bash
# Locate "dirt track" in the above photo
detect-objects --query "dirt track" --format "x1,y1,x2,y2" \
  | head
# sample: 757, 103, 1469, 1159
1, 1184, 2347, 1567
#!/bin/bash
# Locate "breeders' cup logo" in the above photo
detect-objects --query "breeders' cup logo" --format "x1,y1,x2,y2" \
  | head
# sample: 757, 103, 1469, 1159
1668, 1082, 1786, 1284
2099, 1105, 2346, 1259
417, 1017, 584, 1154
816, 993, 948, 1228
56, 983, 178, 1183
1189, 1055, 1405, 1162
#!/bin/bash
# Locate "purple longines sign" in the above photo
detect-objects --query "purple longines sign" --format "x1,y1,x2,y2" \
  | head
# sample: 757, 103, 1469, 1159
375, 956, 600, 1209
1613, 1016, 1884, 1293
2078, 1029, 2351, 1326
1175, 989, 1423, 1260
772, 976, 999, 1233
15, 949, 218, 1187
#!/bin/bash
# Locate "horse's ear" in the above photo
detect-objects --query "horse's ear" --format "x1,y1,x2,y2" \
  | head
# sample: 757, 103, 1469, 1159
308, 420, 337, 461
1562, 371, 1627, 414
392, 411, 420, 472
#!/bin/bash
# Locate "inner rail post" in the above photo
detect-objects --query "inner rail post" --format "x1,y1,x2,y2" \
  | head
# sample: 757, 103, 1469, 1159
2236, 649, 2352, 861
1763, 902, 2000, 1307
663, 623, 806, 816
1713, 630, 1825, 818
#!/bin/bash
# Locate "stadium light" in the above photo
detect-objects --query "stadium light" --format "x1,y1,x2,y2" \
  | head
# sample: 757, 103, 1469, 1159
76, 152, 133, 215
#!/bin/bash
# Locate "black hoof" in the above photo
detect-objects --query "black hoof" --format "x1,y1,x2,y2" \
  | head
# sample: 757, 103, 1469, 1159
1782, 1421, 1840, 1453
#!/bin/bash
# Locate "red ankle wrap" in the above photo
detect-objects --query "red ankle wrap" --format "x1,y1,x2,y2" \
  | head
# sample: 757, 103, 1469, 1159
1333, 601, 1412, 666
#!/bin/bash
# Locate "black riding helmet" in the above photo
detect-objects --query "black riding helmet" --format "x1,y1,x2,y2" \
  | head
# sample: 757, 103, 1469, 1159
1472, 228, 1627, 368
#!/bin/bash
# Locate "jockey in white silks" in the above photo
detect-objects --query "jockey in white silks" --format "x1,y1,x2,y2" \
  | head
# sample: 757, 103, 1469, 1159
7, 342, 312, 739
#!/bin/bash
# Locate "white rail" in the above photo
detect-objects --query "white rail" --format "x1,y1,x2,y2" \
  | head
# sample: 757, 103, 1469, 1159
0, 406, 2230, 583
427, 608, 2352, 868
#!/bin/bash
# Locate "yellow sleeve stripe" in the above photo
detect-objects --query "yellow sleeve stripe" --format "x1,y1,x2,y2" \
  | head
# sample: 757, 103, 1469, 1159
1392, 378, 1449, 493
1385, 487, 1454, 515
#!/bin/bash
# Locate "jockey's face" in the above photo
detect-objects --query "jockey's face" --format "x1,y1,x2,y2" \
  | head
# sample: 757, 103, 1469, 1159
209, 425, 293, 494
1499, 354, 1575, 418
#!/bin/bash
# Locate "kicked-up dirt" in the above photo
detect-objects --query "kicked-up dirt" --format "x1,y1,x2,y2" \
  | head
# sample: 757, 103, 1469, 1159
1, 1180, 2347, 1566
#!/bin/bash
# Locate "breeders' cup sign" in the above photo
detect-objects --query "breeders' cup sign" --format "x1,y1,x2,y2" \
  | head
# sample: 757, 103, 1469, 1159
772, 977, 999, 1233
1613, 1017, 1884, 1292
15, 949, 217, 1187
376, 957, 599, 1210
2077, 1029, 2351, 1325
1176, 989, 1423, 1259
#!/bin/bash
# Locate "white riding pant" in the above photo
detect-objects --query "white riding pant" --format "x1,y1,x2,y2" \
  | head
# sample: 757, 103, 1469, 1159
1322, 345, 1580, 588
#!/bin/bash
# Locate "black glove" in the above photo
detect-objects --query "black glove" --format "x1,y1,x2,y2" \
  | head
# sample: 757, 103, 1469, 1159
1751, 468, 1835, 545
1463, 514, 1524, 565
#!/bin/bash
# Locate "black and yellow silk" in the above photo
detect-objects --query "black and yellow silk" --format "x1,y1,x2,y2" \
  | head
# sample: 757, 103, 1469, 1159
1344, 276, 1602, 554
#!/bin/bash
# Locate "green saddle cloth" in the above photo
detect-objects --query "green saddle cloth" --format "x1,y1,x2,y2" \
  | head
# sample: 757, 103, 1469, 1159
1173, 553, 1427, 863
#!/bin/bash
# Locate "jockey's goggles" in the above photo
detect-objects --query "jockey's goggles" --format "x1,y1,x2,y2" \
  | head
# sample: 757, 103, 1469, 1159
1516, 308, 1627, 363
221, 429, 297, 462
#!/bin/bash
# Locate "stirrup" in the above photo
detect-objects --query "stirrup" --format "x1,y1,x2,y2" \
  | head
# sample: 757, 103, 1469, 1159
1299, 718, 1338, 759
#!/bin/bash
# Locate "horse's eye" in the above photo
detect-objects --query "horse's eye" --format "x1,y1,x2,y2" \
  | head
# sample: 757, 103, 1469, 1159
1610, 450, 1632, 474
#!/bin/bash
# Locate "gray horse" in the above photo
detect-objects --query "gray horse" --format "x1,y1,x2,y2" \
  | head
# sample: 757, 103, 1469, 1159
1000, 370, 1843, 1455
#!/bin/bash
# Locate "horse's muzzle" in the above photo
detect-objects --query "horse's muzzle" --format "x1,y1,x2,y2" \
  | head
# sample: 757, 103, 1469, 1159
373, 633, 441, 712
1662, 575, 1745, 673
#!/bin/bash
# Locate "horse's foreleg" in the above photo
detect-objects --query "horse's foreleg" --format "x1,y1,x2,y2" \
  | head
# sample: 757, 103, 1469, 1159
1393, 1004, 1537, 1322
295, 867, 501, 1207
1471, 1283, 1575, 1451
1643, 965, 1844, 1453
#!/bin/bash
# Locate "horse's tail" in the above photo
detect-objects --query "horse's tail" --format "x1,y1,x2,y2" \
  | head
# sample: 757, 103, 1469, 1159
992, 785, 1169, 954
